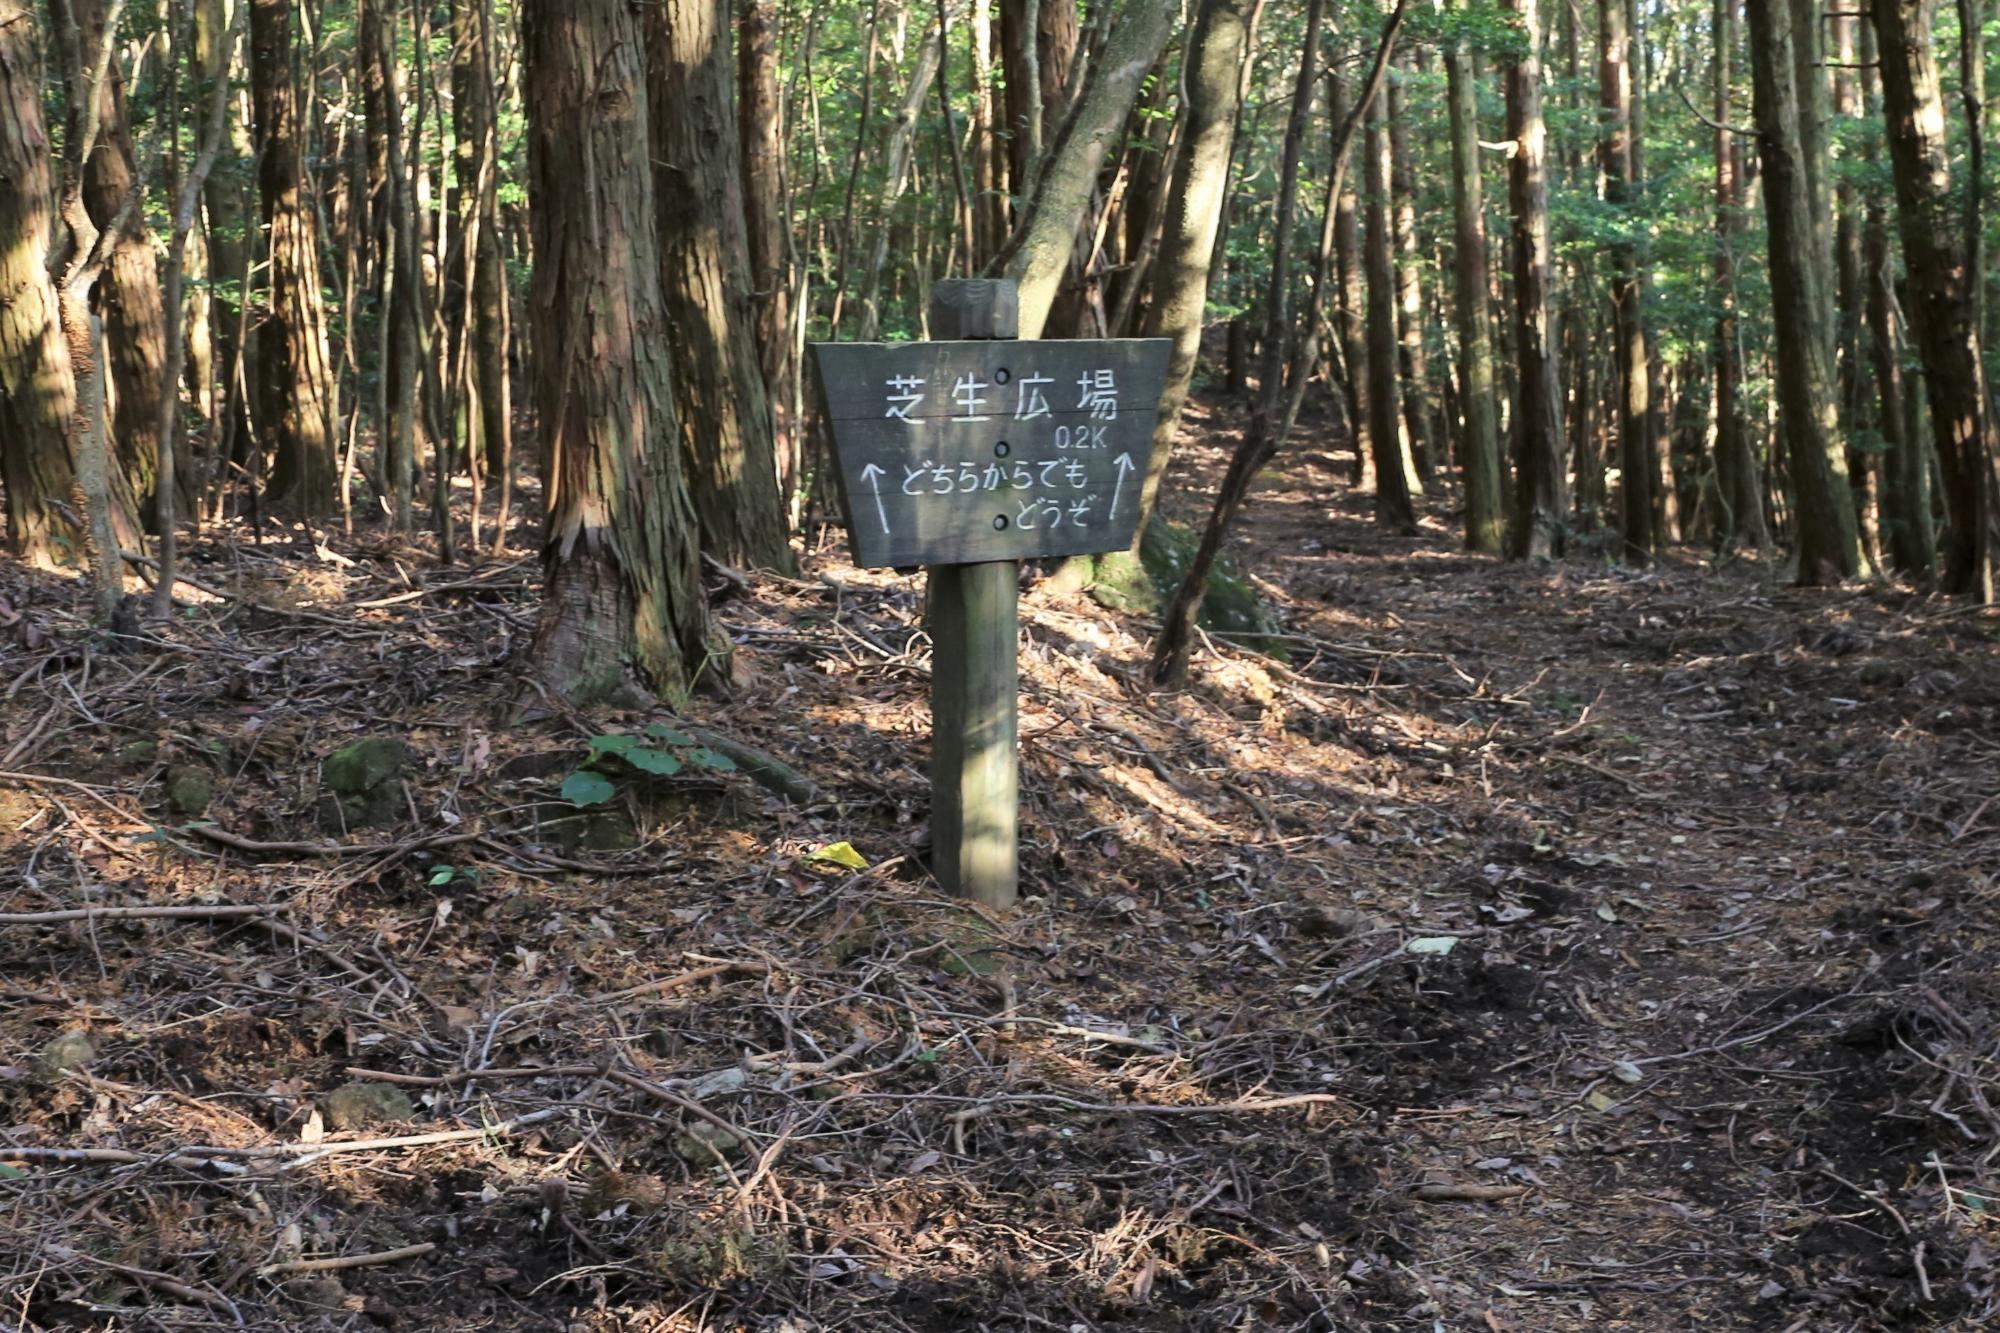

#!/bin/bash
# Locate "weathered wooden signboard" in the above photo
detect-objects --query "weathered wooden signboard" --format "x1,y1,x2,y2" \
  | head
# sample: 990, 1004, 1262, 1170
808, 281, 1167, 912
811, 337, 1172, 568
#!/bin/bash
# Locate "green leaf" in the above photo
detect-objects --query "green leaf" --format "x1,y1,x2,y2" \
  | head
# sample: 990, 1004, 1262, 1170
688, 747, 737, 772
644, 723, 696, 747
624, 746, 683, 776
560, 771, 616, 806
428, 866, 457, 887
0, 1163, 24, 1180
1405, 936, 1459, 956
588, 733, 638, 756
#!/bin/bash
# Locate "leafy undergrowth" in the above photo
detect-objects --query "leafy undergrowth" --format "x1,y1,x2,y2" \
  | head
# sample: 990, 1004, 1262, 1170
3, 399, 1998, 1331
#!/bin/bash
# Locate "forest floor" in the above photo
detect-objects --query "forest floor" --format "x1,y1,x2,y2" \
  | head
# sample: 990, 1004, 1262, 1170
2, 395, 1998, 1333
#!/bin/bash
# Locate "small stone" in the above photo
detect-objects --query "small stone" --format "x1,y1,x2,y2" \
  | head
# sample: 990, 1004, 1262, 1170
165, 765, 214, 816
35, 1030, 95, 1081
321, 1082, 416, 1131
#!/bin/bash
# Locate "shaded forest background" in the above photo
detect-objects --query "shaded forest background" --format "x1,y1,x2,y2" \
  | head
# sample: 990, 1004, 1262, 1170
1, 0, 1997, 702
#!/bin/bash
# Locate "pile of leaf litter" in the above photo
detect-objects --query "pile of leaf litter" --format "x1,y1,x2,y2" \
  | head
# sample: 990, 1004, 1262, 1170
3, 423, 1999, 1331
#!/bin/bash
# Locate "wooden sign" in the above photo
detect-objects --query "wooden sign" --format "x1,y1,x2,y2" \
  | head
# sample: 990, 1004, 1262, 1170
811, 338, 1172, 568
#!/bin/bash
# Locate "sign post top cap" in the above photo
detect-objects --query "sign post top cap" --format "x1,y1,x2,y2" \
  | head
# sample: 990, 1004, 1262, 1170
929, 279, 1019, 340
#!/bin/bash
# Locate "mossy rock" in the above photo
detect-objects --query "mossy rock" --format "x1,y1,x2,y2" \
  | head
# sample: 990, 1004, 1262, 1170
1074, 521, 1286, 655
319, 737, 412, 831
34, 1030, 96, 1081
322, 738, 411, 794
165, 765, 215, 816
321, 1082, 416, 1131
115, 739, 159, 768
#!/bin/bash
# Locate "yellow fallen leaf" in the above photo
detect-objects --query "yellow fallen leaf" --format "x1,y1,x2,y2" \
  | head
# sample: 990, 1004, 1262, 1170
807, 841, 869, 870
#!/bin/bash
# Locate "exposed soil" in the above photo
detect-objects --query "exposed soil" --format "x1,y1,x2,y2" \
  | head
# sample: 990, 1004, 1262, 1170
2, 394, 1997, 1331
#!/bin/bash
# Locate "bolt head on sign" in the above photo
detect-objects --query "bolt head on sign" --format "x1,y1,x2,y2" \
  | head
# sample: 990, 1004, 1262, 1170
810, 337, 1173, 569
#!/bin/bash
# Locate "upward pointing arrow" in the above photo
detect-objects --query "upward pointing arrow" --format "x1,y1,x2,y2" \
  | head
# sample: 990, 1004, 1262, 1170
1110, 452, 1136, 518
858, 463, 891, 534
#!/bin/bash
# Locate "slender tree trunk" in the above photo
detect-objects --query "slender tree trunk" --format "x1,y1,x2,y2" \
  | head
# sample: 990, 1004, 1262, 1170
858, 28, 945, 341
1002, 0, 1174, 339
76, 0, 171, 524
1129, 0, 1256, 539
644, 0, 794, 572
1871, 0, 1992, 597
1365, 87, 1416, 532
1330, 65, 1371, 488
1505, 0, 1567, 558
968, 0, 1005, 263
1790, 0, 1834, 289
739, 0, 793, 491
1388, 55, 1434, 488
1601, 0, 1653, 561
1860, 14, 1929, 574
1150, 0, 1326, 686
1748, 0, 1866, 582
250, 0, 337, 516
1832, 10, 1879, 566
1714, 0, 1767, 548
194, 0, 253, 495
1446, 34, 1504, 553
521, 0, 716, 703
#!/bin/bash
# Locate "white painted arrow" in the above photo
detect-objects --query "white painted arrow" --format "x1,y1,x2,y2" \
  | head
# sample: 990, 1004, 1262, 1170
858, 463, 891, 534
1109, 452, 1136, 518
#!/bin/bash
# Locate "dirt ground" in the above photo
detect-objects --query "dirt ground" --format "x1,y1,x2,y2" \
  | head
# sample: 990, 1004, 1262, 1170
3, 396, 1997, 1332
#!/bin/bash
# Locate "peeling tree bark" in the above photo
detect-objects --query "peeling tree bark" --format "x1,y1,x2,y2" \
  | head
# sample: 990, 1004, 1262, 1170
522, 0, 715, 704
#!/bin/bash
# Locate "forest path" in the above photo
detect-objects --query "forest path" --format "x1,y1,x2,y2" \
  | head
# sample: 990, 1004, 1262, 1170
1140, 398, 1998, 1329
0, 396, 1993, 1333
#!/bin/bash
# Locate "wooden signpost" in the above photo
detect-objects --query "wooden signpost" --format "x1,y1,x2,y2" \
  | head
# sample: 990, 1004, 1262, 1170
811, 280, 1171, 908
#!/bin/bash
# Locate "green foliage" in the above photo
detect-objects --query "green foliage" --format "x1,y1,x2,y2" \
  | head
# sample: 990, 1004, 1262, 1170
559, 727, 737, 807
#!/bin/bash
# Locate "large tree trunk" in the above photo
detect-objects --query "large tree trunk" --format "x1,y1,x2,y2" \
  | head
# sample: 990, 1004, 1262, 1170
1505, 0, 1567, 559
644, 0, 793, 573
522, 0, 715, 703
1747, 0, 1866, 582
1713, 0, 1767, 548
1871, 0, 1993, 598
0, 0, 85, 567
250, 0, 337, 516
1600, 0, 1653, 561
1445, 33, 1504, 553
1130, 0, 1256, 539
